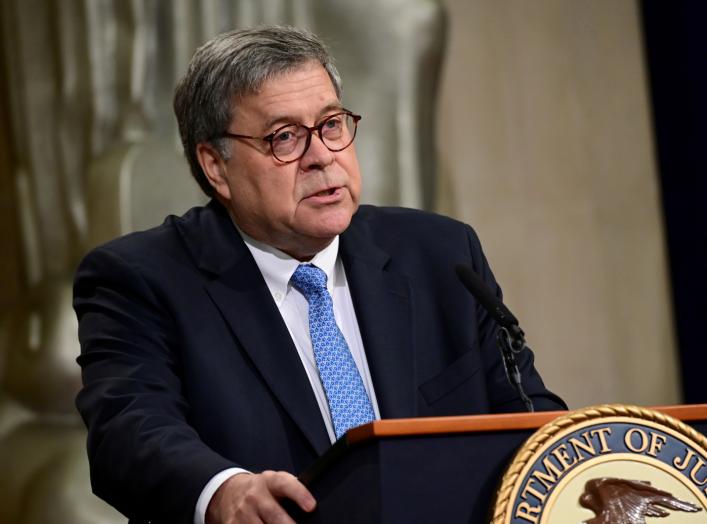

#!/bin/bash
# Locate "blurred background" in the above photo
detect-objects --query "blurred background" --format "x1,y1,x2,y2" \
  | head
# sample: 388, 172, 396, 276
0, 0, 705, 522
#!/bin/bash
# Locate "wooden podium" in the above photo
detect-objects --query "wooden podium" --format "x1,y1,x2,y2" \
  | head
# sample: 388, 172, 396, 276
293, 405, 707, 523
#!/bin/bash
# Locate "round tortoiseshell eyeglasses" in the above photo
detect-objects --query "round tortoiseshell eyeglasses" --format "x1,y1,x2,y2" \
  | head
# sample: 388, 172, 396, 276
218, 110, 361, 163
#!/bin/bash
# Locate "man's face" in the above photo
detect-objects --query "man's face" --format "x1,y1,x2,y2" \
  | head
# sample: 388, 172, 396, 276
207, 61, 361, 260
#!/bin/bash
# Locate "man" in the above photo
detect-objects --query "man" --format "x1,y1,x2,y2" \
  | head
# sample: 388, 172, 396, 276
74, 26, 564, 524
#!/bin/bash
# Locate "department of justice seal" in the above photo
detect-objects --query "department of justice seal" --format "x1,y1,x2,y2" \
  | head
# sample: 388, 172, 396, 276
492, 404, 707, 523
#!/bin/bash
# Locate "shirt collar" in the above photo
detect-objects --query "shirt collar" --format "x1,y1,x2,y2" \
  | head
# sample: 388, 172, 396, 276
237, 226, 340, 307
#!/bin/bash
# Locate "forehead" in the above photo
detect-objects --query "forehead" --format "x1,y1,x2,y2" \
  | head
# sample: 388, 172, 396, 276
234, 62, 341, 128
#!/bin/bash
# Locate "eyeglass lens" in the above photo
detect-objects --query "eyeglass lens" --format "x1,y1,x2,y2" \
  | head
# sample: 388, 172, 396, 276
271, 113, 357, 162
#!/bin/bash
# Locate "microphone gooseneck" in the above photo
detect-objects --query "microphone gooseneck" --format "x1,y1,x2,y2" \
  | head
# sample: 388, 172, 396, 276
455, 265, 534, 412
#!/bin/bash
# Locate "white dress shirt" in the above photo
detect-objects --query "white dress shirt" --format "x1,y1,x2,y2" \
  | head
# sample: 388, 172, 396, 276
194, 231, 380, 523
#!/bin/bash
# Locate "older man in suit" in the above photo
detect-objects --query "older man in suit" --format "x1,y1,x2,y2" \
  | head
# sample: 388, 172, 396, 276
74, 26, 564, 524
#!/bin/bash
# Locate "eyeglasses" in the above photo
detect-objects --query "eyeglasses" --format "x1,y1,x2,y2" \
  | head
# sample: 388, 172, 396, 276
218, 110, 361, 163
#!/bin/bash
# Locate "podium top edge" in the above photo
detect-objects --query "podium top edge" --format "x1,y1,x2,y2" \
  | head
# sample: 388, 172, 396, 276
345, 403, 707, 445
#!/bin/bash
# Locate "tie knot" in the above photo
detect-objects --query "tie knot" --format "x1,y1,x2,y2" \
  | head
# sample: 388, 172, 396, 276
290, 264, 328, 300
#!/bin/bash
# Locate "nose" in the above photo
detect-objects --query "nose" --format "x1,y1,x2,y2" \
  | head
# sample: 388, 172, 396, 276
299, 132, 335, 171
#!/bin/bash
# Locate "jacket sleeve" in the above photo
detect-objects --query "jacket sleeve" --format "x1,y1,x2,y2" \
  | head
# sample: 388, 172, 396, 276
74, 245, 237, 523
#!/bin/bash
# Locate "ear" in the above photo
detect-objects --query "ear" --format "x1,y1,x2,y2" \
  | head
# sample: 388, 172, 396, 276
196, 142, 232, 201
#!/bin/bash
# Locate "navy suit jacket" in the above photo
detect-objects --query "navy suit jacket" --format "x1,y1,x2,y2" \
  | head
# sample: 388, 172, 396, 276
74, 200, 564, 523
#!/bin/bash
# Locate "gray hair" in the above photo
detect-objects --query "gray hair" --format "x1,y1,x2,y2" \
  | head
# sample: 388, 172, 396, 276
173, 26, 343, 196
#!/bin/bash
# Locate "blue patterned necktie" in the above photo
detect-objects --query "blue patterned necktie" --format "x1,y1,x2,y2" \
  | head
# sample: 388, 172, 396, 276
290, 264, 375, 439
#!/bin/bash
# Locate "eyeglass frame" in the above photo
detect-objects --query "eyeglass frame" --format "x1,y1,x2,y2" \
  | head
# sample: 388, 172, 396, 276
215, 110, 362, 164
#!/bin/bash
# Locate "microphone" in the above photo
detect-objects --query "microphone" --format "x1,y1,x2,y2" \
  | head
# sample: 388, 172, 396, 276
454, 265, 524, 346
455, 265, 534, 412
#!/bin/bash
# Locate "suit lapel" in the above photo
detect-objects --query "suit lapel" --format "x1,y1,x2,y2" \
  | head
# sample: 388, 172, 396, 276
340, 217, 416, 419
178, 202, 331, 456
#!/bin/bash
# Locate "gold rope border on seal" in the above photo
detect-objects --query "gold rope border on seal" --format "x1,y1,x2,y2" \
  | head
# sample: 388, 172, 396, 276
490, 403, 707, 524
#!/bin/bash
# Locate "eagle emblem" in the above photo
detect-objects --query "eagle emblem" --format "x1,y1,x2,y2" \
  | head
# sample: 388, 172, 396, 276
579, 477, 702, 523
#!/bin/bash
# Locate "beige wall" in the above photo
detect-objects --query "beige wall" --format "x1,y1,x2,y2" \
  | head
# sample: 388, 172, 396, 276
436, 0, 680, 408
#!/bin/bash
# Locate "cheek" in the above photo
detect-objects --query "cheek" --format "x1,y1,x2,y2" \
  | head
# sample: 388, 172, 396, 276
228, 159, 296, 206
343, 155, 362, 200
256, 170, 300, 216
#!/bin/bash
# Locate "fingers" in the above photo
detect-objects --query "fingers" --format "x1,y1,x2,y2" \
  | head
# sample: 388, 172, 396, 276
206, 470, 316, 524
261, 470, 316, 513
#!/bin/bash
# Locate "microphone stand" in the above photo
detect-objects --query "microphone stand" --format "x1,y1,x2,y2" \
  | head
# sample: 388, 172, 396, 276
454, 264, 536, 413
497, 324, 534, 412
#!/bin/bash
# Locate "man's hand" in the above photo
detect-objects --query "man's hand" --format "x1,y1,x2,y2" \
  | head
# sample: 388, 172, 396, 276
206, 470, 316, 524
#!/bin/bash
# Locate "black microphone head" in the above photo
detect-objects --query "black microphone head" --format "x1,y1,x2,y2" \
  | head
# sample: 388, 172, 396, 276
455, 264, 519, 328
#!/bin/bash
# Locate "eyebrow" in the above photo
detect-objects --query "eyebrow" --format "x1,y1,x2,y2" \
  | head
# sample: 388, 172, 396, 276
262, 102, 344, 132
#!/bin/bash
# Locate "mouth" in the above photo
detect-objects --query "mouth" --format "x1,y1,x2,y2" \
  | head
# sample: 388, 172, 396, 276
312, 188, 337, 197
304, 186, 345, 204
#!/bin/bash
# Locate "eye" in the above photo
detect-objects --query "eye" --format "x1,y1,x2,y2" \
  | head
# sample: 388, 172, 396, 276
272, 126, 298, 144
324, 115, 343, 129
321, 115, 344, 138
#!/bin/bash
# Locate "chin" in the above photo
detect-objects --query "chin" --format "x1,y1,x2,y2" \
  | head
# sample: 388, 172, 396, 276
302, 203, 356, 237
306, 222, 350, 242
322, 208, 356, 235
